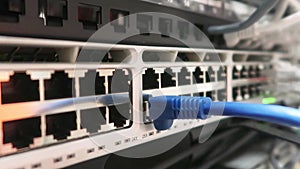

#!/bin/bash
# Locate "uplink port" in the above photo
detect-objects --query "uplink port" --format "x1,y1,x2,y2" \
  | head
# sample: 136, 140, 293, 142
45, 71, 72, 100
193, 67, 204, 84
3, 117, 41, 149
108, 69, 130, 93
80, 70, 105, 96
159, 18, 172, 37
0, 0, 25, 23
137, 14, 152, 35
1, 73, 39, 104
46, 111, 76, 140
143, 68, 159, 90
38, 0, 68, 27
178, 67, 190, 86
109, 103, 131, 128
110, 9, 129, 33
161, 68, 176, 87
78, 3, 101, 30
178, 21, 189, 39
81, 107, 106, 133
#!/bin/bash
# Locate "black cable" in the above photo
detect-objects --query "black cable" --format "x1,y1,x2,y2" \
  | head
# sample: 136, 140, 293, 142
229, 120, 300, 145
149, 128, 241, 169
194, 132, 257, 169
208, 0, 280, 34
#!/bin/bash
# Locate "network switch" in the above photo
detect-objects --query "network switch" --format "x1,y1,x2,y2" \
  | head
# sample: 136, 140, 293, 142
1, 0, 300, 169
0, 35, 291, 169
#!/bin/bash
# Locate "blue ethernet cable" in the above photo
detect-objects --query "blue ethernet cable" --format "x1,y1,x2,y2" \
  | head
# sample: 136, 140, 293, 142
149, 96, 300, 130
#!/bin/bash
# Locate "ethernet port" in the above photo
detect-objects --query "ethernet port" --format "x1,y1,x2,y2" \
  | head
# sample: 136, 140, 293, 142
110, 9, 129, 33
232, 66, 240, 79
159, 18, 172, 37
217, 67, 226, 81
137, 14, 152, 35
232, 87, 239, 101
0, 0, 25, 23
109, 69, 130, 93
206, 67, 215, 82
193, 67, 204, 84
109, 103, 131, 128
248, 66, 256, 78
217, 89, 226, 101
80, 70, 105, 96
38, 0, 68, 27
241, 67, 248, 78
241, 86, 249, 100
3, 117, 41, 149
178, 67, 190, 86
161, 68, 176, 87
46, 111, 76, 140
255, 84, 262, 95
248, 85, 257, 98
255, 66, 262, 77
206, 91, 214, 100
81, 107, 106, 133
1, 73, 39, 104
45, 71, 72, 100
143, 68, 159, 90
78, 3, 101, 30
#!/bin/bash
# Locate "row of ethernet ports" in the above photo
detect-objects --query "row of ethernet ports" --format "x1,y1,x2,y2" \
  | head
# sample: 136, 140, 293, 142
1, 69, 129, 104
3, 104, 131, 150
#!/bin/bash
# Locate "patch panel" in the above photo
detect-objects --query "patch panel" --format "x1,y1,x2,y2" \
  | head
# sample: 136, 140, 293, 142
0, 36, 291, 169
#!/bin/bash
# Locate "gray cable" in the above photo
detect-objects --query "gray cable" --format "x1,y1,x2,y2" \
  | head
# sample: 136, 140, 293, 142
208, 0, 280, 34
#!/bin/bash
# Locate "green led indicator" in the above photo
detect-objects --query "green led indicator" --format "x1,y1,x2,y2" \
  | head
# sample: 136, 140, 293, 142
262, 97, 277, 104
